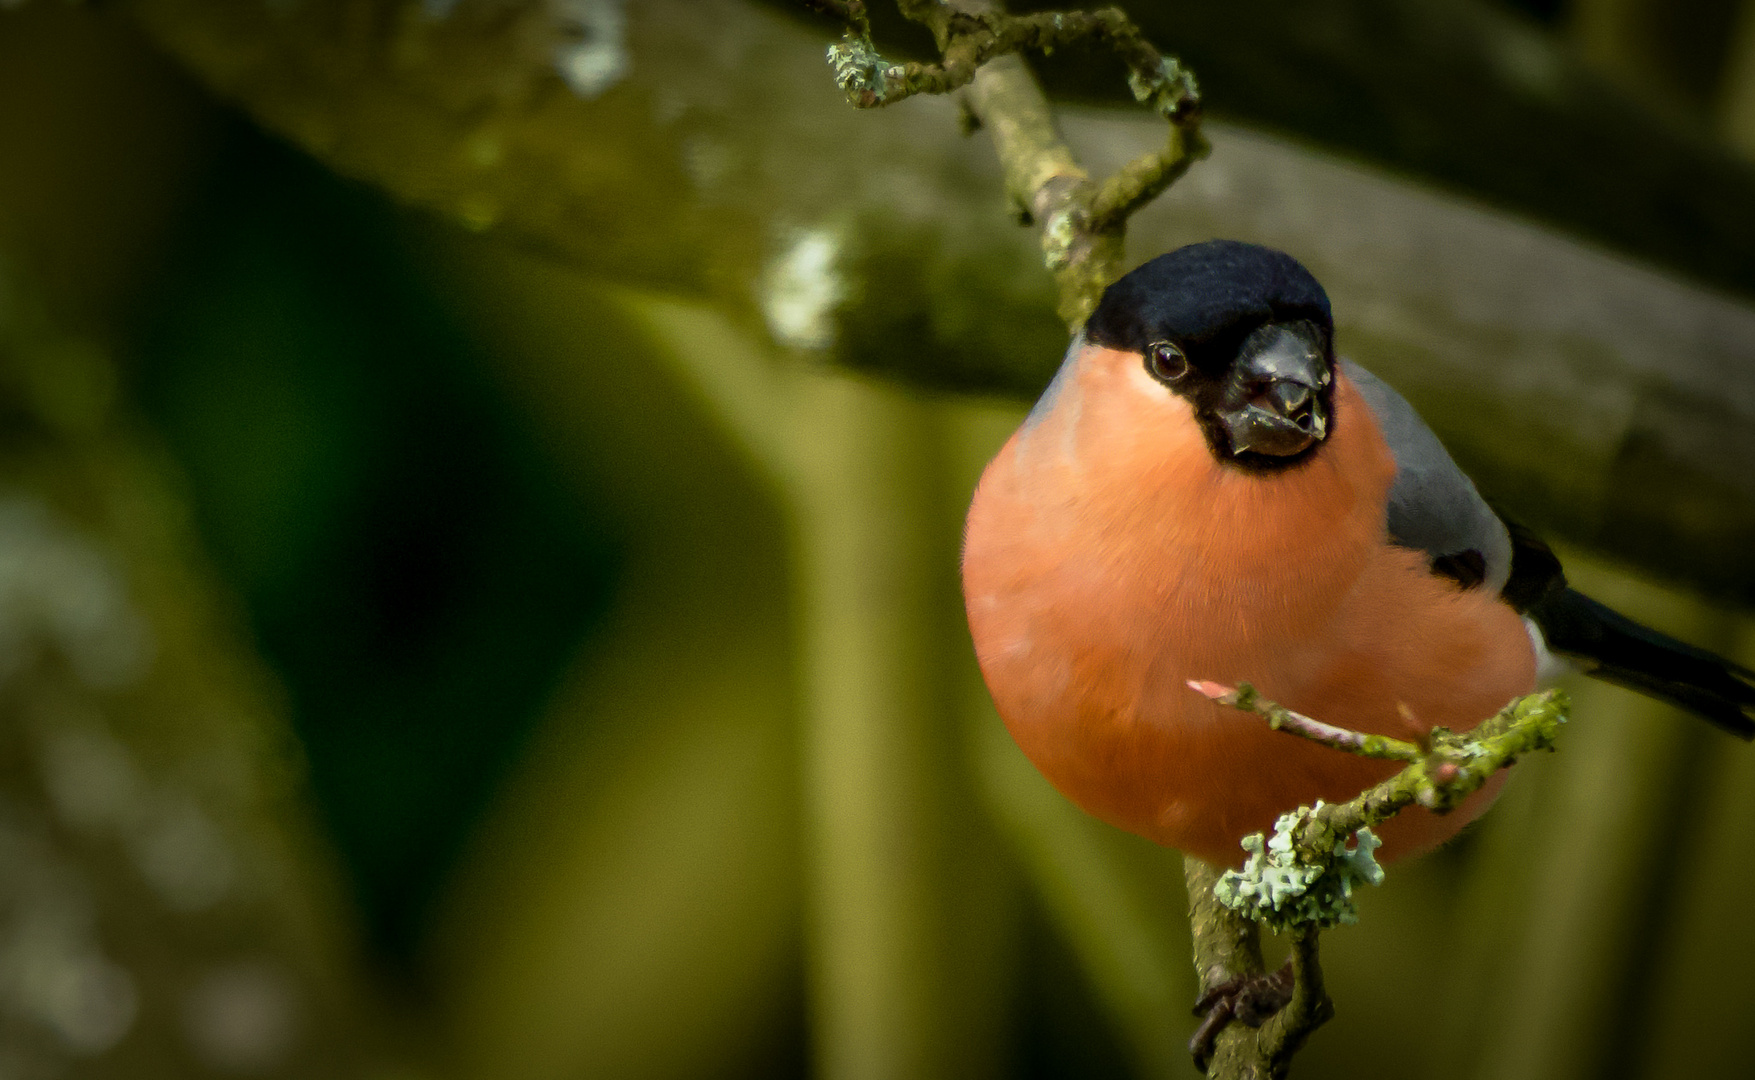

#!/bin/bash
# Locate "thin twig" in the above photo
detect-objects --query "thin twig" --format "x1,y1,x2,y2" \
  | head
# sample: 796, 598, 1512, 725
1187, 680, 1424, 762
1315, 688, 1568, 830
818, 0, 1205, 326
1196, 682, 1569, 844
1089, 123, 1209, 230
836, 7, 1198, 114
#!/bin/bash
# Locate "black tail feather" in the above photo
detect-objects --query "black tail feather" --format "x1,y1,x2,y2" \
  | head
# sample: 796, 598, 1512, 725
1526, 588, 1755, 740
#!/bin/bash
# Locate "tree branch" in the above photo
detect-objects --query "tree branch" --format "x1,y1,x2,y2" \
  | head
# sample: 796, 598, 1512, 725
1177, 686, 1568, 1074
1184, 856, 1272, 1075
831, 5, 1197, 115
820, 0, 1205, 325
1087, 121, 1208, 231
1207, 685, 1568, 930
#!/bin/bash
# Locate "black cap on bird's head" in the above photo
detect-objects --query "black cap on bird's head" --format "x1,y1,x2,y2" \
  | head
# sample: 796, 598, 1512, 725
1085, 240, 1337, 469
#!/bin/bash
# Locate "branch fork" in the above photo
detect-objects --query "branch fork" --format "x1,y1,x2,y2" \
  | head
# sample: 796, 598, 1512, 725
816, 0, 1208, 326
1182, 680, 1569, 1075
1190, 680, 1570, 847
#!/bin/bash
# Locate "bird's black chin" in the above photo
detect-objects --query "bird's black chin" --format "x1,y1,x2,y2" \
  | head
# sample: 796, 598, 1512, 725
1215, 321, 1332, 459
1218, 402, 1324, 456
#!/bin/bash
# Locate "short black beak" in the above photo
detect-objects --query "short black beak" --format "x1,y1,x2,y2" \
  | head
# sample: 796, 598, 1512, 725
1215, 321, 1331, 457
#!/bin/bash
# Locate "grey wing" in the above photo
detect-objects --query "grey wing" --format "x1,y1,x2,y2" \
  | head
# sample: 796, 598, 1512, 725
1344, 360, 1513, 594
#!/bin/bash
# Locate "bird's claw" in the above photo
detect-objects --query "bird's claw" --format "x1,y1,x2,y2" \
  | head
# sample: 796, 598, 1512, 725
1187, 958, 1295, 1072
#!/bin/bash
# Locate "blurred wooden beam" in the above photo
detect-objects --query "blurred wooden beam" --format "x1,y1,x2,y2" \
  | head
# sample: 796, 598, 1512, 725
1000, 0, 1755, 305
110, 0, 1755, 602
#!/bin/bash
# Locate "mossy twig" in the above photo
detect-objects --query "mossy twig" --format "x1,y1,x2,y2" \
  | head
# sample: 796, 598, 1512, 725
1183, 856, 1269, 1075
1181, 684, 1569, 1075
816, 0, 1205, 326
1203, 684, 1568, 933
830, 6, 1197, 117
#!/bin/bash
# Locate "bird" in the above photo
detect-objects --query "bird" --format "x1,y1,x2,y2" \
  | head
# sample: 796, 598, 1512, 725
961, 239, 1755, 869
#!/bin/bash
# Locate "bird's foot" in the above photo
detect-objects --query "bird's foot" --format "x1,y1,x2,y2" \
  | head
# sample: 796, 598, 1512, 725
1188, 958, 1295, 1072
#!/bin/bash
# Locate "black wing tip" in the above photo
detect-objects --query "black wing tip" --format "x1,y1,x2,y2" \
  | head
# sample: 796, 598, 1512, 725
1533, 588, 1755, 739
1588, 668, 1755, 739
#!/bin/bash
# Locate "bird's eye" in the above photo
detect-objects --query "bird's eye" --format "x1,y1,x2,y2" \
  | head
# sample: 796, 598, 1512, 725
1146, 341, 1188, 383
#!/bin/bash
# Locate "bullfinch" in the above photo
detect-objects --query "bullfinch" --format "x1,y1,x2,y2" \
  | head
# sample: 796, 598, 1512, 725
961, 239, 1755, 868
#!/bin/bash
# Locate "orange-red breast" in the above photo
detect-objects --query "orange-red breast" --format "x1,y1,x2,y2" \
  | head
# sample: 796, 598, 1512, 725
961, 240, 1755, 866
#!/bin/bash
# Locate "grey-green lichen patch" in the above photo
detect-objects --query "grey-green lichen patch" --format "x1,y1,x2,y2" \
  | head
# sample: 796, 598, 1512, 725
827, 34, 897, 108
1215, 805, 1385, 933
1040, 208, 1081, 271
1126, 55, 1200, 120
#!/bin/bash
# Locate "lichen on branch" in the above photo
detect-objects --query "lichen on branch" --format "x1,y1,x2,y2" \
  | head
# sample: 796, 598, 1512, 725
826, 5, 1197, 117
1199, 683, 1569, 934
816, 0, 1207, 327
1176, 684, 1568, 1075
1215, 811, 1385, 933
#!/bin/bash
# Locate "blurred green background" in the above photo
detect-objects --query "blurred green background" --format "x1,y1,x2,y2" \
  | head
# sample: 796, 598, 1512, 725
2, 0, 1754, 1078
